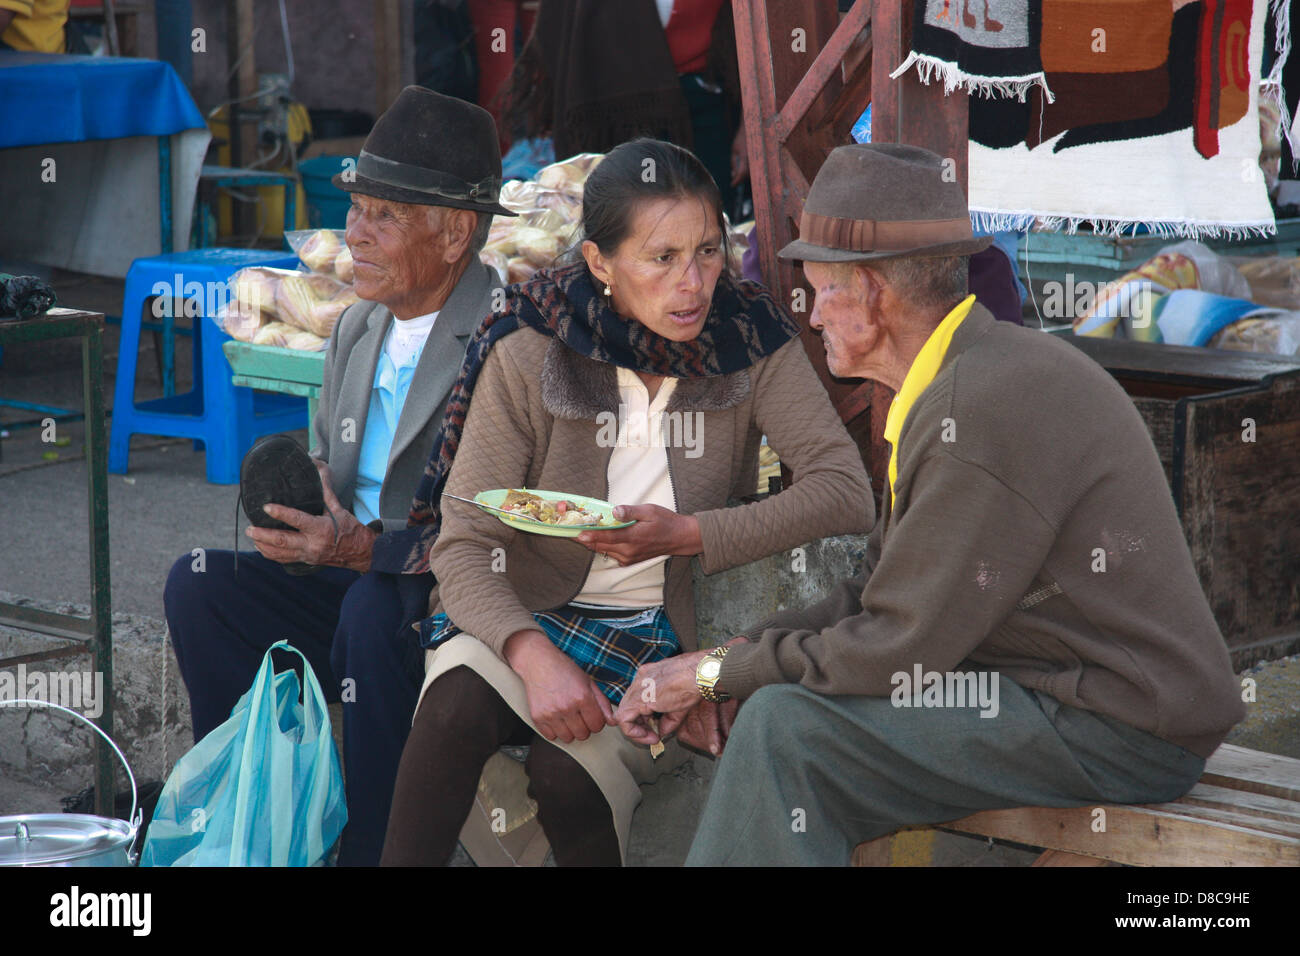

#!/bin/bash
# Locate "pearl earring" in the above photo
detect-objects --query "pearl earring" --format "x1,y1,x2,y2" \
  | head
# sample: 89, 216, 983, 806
604, 284, 612, 297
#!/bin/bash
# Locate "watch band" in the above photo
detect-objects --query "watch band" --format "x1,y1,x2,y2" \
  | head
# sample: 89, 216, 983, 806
697, 645, 732, 703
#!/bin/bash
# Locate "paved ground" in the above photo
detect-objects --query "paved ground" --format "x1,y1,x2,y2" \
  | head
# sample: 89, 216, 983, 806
1, 265, 308, 618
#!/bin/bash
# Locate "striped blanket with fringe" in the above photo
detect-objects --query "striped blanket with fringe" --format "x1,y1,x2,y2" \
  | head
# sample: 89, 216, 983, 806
896, 0, 1291, 239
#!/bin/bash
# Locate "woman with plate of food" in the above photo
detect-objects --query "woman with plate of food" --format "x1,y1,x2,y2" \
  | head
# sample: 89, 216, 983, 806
378, 138, 873, 866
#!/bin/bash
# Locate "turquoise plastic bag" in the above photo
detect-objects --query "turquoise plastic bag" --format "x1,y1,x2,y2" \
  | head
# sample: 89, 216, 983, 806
140, 640, 347, 866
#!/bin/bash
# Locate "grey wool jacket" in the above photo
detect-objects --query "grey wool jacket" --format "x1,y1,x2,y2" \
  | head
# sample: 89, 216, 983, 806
429, 328, 875, 655
310, 261, 502, 531
721, 303, 1246, 759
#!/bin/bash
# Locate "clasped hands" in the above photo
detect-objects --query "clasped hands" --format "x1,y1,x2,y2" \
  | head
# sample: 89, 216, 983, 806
246, 459, 377, 572
508, 628, 743, 758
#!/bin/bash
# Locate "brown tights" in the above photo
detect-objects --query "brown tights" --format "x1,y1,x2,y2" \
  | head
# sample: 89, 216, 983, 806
380, 665, 621, 866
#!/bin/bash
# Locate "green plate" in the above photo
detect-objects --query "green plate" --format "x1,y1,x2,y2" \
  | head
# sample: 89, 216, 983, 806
474, 488, 635, 538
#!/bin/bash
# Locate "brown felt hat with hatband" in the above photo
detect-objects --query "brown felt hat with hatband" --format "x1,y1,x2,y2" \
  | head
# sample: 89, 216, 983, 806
778, 143, 990, 264
332, 85, 517, 218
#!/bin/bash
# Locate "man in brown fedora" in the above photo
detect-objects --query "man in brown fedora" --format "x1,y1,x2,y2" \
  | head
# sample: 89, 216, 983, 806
165, 87, 511, 866
615, 143, 1244, 865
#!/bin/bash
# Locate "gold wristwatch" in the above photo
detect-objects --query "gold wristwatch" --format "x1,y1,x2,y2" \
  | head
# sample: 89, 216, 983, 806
696, 646, 731, 703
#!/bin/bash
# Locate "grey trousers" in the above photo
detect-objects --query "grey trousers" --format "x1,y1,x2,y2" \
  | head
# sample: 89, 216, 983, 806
686, 676, 1207, 866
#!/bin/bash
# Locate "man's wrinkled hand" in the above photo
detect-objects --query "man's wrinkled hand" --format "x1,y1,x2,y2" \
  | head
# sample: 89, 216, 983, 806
674, 699, 740, 757
246, 459, 376, 571
615, 651, 710, 746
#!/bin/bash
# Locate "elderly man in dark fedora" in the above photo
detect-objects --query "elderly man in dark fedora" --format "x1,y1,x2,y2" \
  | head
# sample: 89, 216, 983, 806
165, 87, 510, 866
615, 143, 1244, 865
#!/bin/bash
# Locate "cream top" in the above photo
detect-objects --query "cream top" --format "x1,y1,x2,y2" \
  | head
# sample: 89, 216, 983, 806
573, 366, 679, 608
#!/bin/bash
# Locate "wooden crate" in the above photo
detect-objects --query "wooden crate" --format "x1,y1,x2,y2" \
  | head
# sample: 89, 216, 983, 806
1062, 335, 1300, 666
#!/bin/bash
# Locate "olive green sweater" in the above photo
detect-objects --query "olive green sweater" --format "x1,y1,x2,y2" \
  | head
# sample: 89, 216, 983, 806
721, 304, 1245, 759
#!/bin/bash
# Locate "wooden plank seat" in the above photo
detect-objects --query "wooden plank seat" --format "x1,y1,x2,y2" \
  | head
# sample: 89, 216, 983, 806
222, 340, 325, 423
852, 744, 1300, 867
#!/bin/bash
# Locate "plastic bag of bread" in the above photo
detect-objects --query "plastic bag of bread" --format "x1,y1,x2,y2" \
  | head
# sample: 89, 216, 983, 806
507, 257, 538, 284
532, 188, 581, 218
535, 153, 603, 196
520, 207, 571, 236
499, 180, 545, 213
276, 272, 348, 332
305, 289, 360, 339
284, 328, 328, 351
231, 266, 297, 317
218, 302, 265, 343
480, 248, 509, 283
510, 226, 561, 268
252, 321, 294, 347
286, 229, 353, 280
334, 245, 354, 284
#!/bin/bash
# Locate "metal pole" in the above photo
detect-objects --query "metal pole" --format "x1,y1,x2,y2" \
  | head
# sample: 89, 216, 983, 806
82, 317, 114, 818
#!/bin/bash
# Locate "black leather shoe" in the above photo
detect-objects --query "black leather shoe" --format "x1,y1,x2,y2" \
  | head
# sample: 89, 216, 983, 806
239, 434, 326, 576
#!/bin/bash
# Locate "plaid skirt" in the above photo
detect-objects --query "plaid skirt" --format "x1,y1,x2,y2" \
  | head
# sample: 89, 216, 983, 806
419, 605, 680, 705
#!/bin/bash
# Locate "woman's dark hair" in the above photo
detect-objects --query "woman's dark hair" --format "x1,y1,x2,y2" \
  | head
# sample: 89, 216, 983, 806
577, 138, 734, 272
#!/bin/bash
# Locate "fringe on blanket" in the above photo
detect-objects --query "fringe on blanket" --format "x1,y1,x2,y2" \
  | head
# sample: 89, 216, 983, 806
889, 51, 1055, 104
1263, 0, 1296, 168
970, 210, 1278, 241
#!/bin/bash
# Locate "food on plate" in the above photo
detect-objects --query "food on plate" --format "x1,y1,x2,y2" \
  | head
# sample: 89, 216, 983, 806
497, 489, 613, 527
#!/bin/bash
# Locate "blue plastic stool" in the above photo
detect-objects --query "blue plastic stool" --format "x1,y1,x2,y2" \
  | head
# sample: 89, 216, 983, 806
109, 248, 307, 484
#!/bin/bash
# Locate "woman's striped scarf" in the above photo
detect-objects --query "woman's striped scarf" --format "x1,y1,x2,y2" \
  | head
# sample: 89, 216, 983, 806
369, 259, 800, 576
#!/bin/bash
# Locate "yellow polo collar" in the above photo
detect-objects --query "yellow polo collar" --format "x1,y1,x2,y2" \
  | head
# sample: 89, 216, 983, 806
883, 294, 976, 499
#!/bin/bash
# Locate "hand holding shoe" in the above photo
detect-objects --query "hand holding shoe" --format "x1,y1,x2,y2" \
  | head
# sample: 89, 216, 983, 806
247, 459, 377, 572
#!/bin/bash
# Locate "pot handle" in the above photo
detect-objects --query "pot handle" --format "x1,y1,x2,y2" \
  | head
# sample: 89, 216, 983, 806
0, 698, 140, 835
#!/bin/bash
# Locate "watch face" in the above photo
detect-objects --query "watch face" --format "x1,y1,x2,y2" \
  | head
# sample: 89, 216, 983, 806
700, 658, 722, 681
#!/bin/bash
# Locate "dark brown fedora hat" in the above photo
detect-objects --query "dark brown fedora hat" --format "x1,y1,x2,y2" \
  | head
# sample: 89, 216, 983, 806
332, 86, 516, 217
779, 143, 989, 263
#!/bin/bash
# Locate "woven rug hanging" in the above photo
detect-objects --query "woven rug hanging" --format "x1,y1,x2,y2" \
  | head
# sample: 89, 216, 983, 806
896, 0, 1291, 239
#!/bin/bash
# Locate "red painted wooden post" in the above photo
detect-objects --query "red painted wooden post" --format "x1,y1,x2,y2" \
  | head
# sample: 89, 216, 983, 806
733, 0, 969, 494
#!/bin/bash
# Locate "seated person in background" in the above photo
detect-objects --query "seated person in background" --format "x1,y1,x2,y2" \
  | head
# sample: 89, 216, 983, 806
378, 138, 873, 867
0, 0, 68, 52
616, 144, 1246, 866
164, 88, 508, 867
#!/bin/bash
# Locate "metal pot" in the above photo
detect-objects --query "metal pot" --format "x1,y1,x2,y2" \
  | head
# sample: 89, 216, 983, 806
0, 699, 139, 867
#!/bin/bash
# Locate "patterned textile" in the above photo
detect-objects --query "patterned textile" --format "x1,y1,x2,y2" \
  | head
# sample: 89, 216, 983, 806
892, 0, 1047, 100
368, 261, 800, 575
420, 605, 680, 704
964, 0, 1283, 237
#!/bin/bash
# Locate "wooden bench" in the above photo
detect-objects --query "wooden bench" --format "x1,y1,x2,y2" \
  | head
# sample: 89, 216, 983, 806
852, 744, 1300, 867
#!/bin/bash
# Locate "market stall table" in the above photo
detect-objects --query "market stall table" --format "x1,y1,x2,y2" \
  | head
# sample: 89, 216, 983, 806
0, 52, 209, 277
0, 309, 115, 816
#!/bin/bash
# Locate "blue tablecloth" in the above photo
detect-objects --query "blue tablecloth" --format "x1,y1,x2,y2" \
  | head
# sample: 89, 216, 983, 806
0, 52, 205, 149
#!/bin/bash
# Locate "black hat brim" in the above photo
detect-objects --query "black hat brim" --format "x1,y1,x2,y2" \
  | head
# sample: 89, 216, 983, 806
331, 172, 517, 218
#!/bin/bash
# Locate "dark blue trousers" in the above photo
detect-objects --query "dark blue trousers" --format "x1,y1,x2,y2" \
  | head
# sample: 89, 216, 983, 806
164, 550, 424, 867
